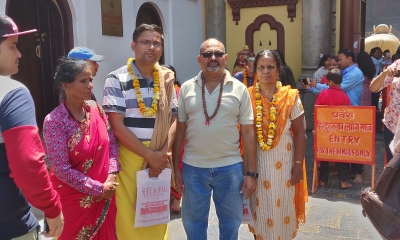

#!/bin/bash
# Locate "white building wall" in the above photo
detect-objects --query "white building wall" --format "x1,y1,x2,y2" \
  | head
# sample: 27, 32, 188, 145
169, 0, 204, 84
1, 0, 203, 103
0, 2, 5, 14
69, 0, 204, 102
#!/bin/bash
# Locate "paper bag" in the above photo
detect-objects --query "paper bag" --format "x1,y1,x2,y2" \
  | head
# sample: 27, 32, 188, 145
134, 168, 172, 228
242, 195, 254, 227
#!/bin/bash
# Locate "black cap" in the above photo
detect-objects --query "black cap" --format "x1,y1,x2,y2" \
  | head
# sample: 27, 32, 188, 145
0, 15, 36, 38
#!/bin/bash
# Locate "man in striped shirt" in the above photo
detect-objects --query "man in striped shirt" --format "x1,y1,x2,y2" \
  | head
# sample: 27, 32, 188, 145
102, 24, 177, 239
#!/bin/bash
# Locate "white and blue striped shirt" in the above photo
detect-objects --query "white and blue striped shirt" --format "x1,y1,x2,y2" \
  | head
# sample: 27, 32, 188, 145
102, 62, 177, 141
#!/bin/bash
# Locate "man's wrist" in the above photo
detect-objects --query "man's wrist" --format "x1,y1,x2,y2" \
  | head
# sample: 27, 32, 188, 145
246, 171, 259, 179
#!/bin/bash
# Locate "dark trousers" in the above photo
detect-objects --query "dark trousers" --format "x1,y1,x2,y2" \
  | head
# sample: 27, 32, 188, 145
319, 162, 349, 182
351, 163, 363, 174
372, 91, 381, 110
384, 125, 395, 163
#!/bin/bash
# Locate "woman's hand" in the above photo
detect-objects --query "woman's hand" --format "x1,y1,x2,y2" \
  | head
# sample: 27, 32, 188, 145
174, 166, 184, 193
291, 163, 303, 185
106, 173, 117, 183
100, 181, 118, 200
383, 64, 398, 77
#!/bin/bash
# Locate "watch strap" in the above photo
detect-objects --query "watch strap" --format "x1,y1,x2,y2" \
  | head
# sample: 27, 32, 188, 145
247, 171, 259, 179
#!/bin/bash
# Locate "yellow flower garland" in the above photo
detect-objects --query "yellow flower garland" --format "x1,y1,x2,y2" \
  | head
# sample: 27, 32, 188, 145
127, 58, 160, 117
255, 80, 282, 150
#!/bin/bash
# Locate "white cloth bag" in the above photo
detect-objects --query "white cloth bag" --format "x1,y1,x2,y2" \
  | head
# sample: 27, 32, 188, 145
242, 194, 254, 227
134, 168, 171, 228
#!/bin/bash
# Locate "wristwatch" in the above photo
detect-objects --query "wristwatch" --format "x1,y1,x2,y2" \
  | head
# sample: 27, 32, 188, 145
247, 171, 259, 179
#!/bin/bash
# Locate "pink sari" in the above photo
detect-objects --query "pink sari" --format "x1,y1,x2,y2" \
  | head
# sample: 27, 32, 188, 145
50, 105, 117, 240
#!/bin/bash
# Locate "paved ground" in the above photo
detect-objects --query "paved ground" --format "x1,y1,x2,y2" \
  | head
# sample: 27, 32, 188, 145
37, 126, 385, 239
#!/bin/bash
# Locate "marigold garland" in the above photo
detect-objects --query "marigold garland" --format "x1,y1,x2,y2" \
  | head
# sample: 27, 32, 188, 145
243, 67, 257, 88
127, 58, 160, 117
255, 80, 282, 150
243, 67, 248, 87
174, 83, 179, 94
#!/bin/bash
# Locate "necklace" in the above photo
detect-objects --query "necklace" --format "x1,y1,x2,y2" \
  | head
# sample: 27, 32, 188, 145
255, 80, 282, 150
64, 102, 90, 143
127, 58, 160, 117
201, 73, 225, 126
243, 67, 257, 87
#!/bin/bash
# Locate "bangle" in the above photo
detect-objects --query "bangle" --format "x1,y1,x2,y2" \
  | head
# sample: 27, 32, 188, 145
295, 161, 303, 164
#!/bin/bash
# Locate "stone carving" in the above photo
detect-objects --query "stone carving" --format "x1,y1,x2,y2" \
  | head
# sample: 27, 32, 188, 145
227, 0, 299, 25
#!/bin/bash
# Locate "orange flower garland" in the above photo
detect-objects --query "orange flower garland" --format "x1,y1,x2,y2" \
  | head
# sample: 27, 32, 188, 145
174, 84, 179, 93
243, 67, 248, 87
243, 67, 257, 87
127, 58, 160, 117
255, 80, 282, 150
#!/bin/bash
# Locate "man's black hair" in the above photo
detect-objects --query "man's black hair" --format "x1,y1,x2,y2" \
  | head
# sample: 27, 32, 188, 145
132, 24, 164, 43
338, 49, 355, 63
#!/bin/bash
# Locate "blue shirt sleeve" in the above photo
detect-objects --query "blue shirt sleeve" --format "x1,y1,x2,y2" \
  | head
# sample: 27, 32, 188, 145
234, 72, 244, 82
0, 88, 37, 132
308, 83, 328, 94
341, 71, 363, 93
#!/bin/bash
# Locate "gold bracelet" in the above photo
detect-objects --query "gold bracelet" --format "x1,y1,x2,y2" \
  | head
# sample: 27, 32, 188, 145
295, 161, 303, 164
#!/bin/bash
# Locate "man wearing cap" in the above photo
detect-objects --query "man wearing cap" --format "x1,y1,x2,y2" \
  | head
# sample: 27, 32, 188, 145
68, 47, 104, 101
0, 15, 64, 239
67, 47, 104, 77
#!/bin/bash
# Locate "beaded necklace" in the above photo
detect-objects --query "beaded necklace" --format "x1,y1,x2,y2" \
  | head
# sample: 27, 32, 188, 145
201, 73, 226, 126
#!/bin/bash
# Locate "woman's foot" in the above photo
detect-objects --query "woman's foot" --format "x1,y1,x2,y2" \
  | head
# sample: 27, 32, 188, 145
341, 181, 352, 189
171, 198, 181, 212
319, 181, 327, 186
353, 174, 363, 184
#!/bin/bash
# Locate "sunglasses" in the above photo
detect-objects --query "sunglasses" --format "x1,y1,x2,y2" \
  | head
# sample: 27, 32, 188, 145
201, 52, 225, 59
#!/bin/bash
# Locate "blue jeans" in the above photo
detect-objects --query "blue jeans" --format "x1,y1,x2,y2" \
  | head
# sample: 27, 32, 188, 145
182, 162, 244, 240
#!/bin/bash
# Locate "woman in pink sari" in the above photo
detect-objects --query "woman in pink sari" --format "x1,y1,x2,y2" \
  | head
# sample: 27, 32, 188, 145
43, 58, 120, 240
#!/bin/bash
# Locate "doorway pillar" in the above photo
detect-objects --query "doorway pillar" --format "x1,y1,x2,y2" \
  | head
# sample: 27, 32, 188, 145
204, 0, 226, 46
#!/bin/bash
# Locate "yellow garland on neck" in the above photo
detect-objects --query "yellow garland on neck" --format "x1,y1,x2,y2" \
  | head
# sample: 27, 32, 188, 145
127, 58, 160, 117
255, 80, 282, 150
